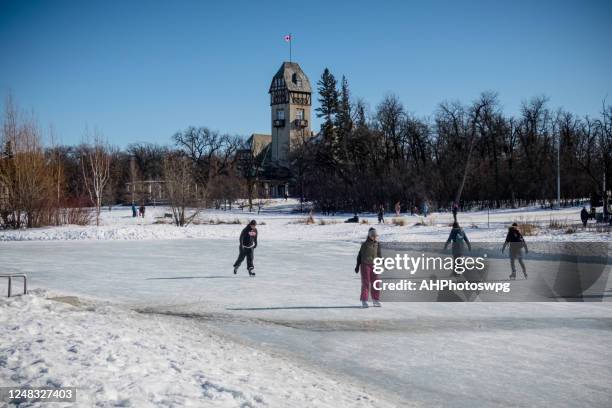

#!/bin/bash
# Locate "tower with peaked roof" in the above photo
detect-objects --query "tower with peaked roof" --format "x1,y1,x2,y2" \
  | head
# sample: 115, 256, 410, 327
239, 61, 313, 198
268, 61, 312, 164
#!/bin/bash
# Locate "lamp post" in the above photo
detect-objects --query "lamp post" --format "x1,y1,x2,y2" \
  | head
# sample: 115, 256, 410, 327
555, 128, 561, 210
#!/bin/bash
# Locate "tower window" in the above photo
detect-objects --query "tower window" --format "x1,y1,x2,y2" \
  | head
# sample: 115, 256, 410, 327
296, 109, 304, 120
276, 110, 285, 120
292, 73, 302, 87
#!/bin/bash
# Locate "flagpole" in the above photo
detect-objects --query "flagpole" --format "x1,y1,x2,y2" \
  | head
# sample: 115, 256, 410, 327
289, 33, 292, 62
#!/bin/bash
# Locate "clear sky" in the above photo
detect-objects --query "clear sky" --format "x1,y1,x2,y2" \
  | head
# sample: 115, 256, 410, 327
1, 0, 611, 147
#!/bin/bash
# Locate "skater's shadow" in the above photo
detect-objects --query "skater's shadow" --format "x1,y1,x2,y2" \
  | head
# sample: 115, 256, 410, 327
145, 276, 233, 280
227, 305, 364, 311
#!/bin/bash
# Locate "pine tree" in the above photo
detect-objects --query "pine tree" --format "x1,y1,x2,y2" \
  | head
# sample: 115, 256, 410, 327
315, 68, 338, 134
336, 76, 353, 134
335, 76, 353, 163
354, 100, 367, 129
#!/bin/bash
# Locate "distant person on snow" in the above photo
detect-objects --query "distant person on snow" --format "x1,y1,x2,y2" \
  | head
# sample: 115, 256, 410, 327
139, 204, 145, 218
422, 201, 429, 217
131, 203, 137, 218
444, 222, 471, 276
394, 201, 401, 216
355, 227, 382, 308
233, 220, 258, 276
580, 207, 589, 227
377, 204, 385, 224
345, 214, 359, 223
452, 201, 459, 222
502, 222, 528, 280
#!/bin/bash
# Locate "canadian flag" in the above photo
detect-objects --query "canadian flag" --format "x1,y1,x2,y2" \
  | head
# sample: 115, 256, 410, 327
284, 34, 292, 42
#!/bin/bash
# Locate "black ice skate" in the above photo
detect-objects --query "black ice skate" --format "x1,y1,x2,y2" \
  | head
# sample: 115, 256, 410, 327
233, 266, 238, 274
248, 268, 256, 277
509, 273, 516, 280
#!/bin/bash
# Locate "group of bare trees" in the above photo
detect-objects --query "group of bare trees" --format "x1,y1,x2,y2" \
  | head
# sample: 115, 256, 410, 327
0, 92, 247, 229
292, 69, 611, 216
163, 127, 242, 225
0, 96, 112, 229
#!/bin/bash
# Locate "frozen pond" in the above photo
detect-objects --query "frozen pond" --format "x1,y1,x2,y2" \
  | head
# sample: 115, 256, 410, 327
2, 239, 612, 407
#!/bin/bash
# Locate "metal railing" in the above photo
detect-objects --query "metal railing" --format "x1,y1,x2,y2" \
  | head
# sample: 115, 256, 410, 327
0, 274, 27, 297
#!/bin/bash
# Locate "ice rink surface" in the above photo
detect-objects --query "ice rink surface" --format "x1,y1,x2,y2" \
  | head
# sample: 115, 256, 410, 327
3, 237, 612, 407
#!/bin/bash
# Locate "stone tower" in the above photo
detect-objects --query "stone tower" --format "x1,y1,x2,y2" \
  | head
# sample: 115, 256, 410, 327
268, 62, 312, 164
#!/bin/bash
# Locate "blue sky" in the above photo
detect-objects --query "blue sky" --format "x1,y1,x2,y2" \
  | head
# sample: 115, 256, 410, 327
1, 0, 611, 147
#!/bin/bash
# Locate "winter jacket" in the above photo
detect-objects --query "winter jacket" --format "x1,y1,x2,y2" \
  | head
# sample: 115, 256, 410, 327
502, 227, 527, 257
444, 227, 471, 254
581, 208, 589, 222
239, 225, 258, 249
356, 238, 381, 271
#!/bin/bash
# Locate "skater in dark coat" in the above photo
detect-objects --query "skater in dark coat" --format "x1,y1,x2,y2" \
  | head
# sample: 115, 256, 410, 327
580, 207, 589, 227
355, 227, 382, 308
377, 204, 385, 224
233, 220, 258, 276
452, 201, 459, 222
444, 222, 471, 256
444, 222, 471, 276
502, 222, 528, 279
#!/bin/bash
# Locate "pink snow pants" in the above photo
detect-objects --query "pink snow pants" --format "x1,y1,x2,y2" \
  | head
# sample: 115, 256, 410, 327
360, 263, 380, 301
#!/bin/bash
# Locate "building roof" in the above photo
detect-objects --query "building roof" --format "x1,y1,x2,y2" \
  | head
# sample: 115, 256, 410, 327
269, 61, 312, 93
248, 133, 272, 157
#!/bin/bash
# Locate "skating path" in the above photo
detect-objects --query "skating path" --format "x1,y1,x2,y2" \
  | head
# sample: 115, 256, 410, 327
2, 239, 612, 407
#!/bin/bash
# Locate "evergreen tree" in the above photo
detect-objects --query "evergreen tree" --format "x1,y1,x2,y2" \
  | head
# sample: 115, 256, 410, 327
335, 76, 353, 163
336, 76, 352, 133
354, 100, 367, 129
315, 68, 338, 134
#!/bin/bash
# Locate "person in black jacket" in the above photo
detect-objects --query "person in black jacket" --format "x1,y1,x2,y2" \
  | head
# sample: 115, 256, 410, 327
580, 207, 589, 228
233, 220, 258, 276
502, 223, 528, 280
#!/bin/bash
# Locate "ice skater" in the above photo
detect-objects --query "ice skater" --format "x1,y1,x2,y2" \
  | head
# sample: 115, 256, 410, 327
355, 227, 382, 308
452, 201, 459, 222
377, 204, 385, 224
233, 219, 258, 276
502, 222, 528, 280
444, 222, 471, 276
580, 207, 589, 228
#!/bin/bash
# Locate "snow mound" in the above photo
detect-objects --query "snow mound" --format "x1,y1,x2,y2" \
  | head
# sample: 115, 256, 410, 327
0, 291, 397, 407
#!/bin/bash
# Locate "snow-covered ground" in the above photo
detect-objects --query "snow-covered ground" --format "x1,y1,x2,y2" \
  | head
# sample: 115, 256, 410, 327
1, 201, 611, 407
1, 290, 396, 407
0, 199, 609, 243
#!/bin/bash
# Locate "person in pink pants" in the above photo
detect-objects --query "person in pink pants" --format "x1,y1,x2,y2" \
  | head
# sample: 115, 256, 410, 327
355, 227, 382, 308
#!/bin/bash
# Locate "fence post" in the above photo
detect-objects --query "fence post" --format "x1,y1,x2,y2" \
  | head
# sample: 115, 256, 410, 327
7, 275, 11, 297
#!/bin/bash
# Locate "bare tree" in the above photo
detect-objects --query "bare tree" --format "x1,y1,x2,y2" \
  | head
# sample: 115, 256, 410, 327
80, 130, 111, 226
163, 153, 203, 226
0, 94, 56, 228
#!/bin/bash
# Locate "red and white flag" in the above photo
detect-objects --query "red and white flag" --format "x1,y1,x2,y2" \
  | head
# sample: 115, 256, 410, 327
284, 34, 292, 42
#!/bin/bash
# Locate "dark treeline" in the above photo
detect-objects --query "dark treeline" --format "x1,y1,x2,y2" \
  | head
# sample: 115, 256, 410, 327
290, 69, 611, 215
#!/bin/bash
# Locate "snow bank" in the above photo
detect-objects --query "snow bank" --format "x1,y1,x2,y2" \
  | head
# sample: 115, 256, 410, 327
0, 291, 396, 407
0, 204, 608, 243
